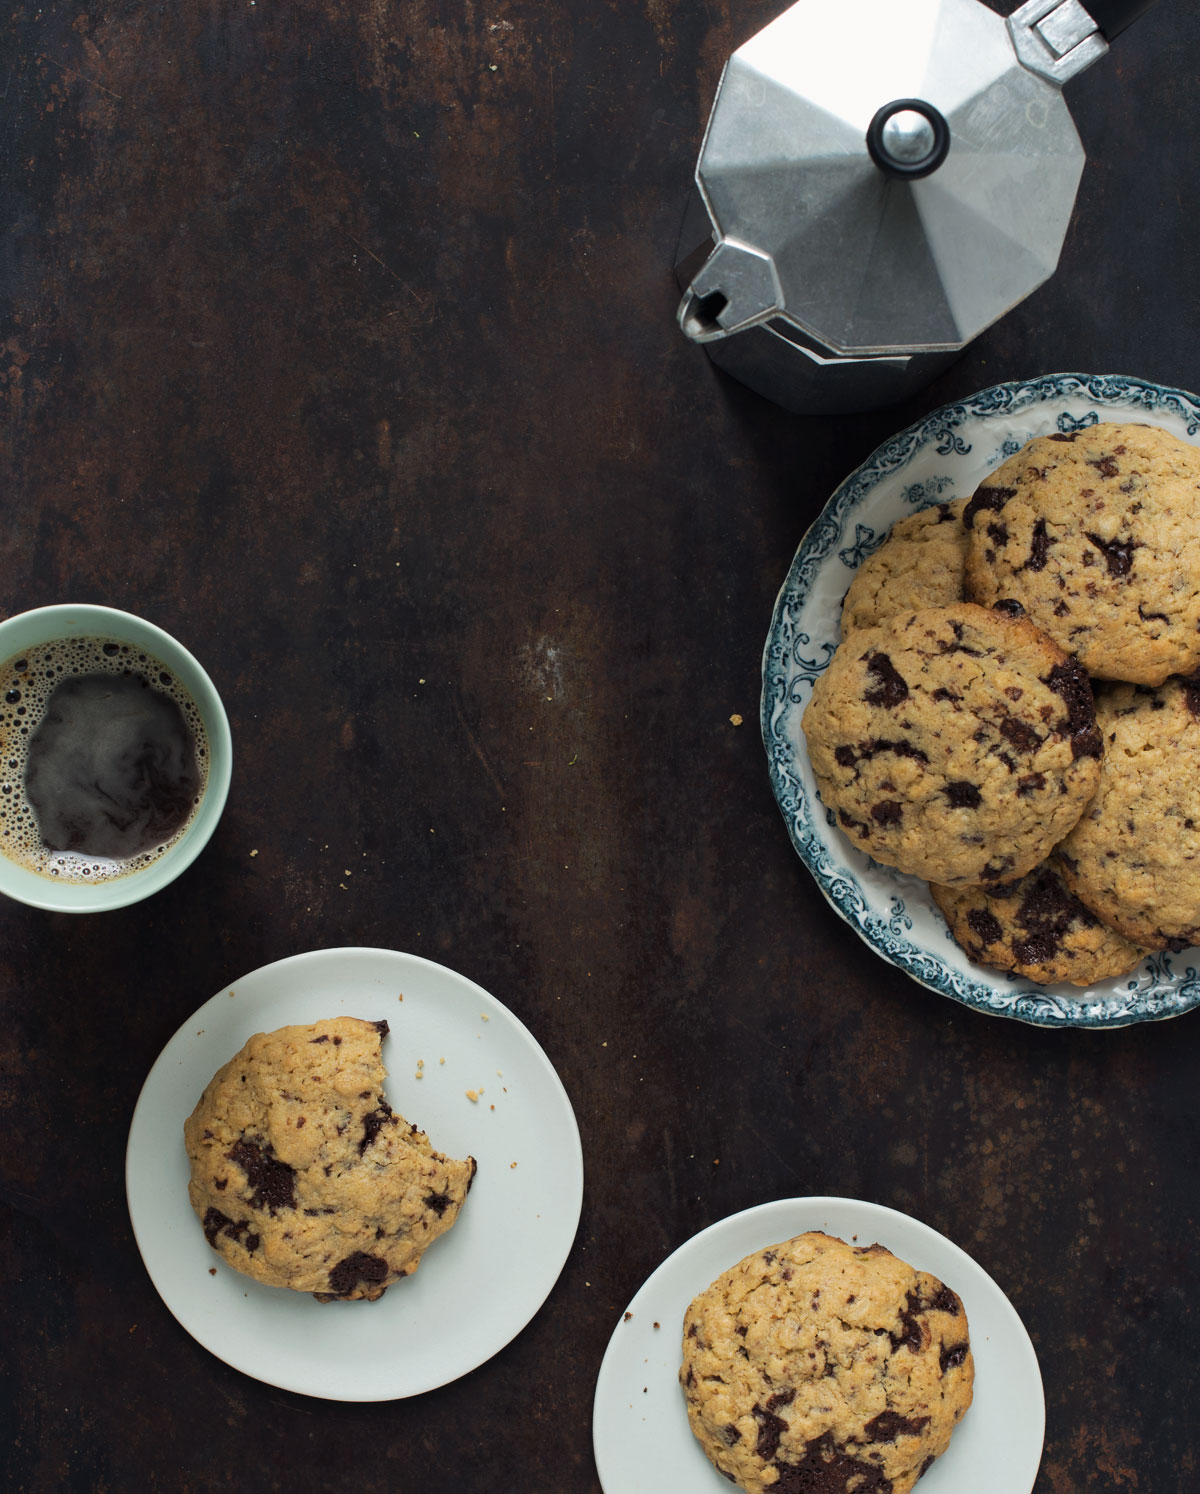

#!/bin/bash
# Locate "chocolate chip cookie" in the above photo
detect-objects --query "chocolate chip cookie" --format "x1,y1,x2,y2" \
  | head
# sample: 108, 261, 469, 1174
802, 602, 1102, 886
963, 423, 1200, 685
185, 1016, 476, 1301
841, 498, 969, 636
680, 1231, 973, 1494
931, 857, 1150, 986
1057, 678, 1200, 951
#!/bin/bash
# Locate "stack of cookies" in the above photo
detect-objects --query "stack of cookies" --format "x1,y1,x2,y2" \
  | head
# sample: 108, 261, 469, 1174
802, 422, 1200, 986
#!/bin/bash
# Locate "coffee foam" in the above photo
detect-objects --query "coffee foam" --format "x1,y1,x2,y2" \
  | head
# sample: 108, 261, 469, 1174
0, 636, 209, 883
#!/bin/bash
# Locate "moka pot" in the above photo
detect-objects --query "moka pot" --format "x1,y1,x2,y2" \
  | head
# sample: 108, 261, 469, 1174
675, 0, 1159, 414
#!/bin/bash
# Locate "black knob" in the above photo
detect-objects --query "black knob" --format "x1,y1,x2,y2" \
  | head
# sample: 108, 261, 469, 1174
866, 99, 950, 181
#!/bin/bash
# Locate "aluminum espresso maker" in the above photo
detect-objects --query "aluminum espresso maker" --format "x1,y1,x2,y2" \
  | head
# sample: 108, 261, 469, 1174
675, 0, 1158, 414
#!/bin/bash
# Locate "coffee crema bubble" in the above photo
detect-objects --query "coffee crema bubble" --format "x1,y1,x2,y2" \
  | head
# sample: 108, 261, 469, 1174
0, 637, 209, 883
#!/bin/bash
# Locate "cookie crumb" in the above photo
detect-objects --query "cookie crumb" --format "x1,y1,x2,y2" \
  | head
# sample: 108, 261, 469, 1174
624, 1311, 633, 1321
466, 1089, 479, 1102
729, 713, 743, 726
249, 848, 258, 857
209, 1268, 217, 1276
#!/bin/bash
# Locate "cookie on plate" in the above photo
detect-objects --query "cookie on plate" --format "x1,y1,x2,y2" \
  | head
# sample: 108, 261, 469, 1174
931, 857, 1150, 986
841, 497, 969, 636
1057, 678, 1200, 951
680, 1231, 973, 1494
963, 422, 1200, 685
184, 1016, 476, 1301
802, 602, 1102, 886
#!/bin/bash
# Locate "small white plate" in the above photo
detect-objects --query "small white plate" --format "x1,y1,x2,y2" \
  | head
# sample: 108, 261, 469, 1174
762, 373, 1200, 1026
593, 1196, 1043, 1494
126, 946, 583, 1401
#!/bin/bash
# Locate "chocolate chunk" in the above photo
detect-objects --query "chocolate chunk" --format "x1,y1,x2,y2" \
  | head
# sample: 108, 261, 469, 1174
1184, 676, 1200, 721
372, 1019, 390, 1037
934, 502, 957, 523
863, 652, 909, 708
940, 1342, 970, 1373
721, 1424, 742, 1447
890, 1289, 927, 1353
1089, 453, 1121, 479
936, 619, 982, 658
986, 521, 1008, 546
308, 1035, 330, 1044
864, 1411, 931, 1443
1013, 925, 1065, 966
327, 1251, 390, 1298
769, 1432, 891, 1494
1048, 431, 1078, 442
967, 908, 1003, 945
870, 801, 903, 826
766, 1388, 796, 1413
1138, 603, 1169, 623
201, 1207, 260, 1253
203, 1206, 231, 1246
945, 781, 981, 808
998, 715, 1040, 754
1017, 772, 1045, 796
425, 1190, 452, 1216
931, 686, 961, 702
1084, 531, 1136, 577
834, 739, 930, 770
753, 1405, 789, 1461
1021, 517, 1051, 572
1018, 867, 1093, 931
871, 739, 928, 763
360, 1101, 394, 1153
1044, 661, 1101, 759
992, 598, 1025, 617
963, 484, 1015, 529
926, 1285, 961, 1314
226, 1137, 297, 1213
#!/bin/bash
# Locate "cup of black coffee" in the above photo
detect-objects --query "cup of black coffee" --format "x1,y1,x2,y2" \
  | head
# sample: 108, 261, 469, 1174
0, 605, 232, 911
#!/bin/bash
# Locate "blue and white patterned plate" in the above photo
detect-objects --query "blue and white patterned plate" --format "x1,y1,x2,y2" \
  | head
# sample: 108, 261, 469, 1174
761, 373, 1200, 1028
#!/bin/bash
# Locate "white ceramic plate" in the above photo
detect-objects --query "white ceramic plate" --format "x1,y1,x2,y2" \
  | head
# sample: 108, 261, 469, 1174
126, 946, 583, 1400
592, 1196, 1043, 1494
762, 373, 1200, 1026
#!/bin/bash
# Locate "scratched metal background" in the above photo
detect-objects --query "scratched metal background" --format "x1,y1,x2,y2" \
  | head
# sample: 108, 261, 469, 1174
2, 1, 1198, 1489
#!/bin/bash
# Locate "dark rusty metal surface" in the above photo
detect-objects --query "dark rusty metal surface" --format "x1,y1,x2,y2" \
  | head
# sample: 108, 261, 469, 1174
2, 1, 1199, 1489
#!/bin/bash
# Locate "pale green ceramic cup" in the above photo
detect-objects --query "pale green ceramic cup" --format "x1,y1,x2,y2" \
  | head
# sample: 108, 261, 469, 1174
0, 605, 232, 912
